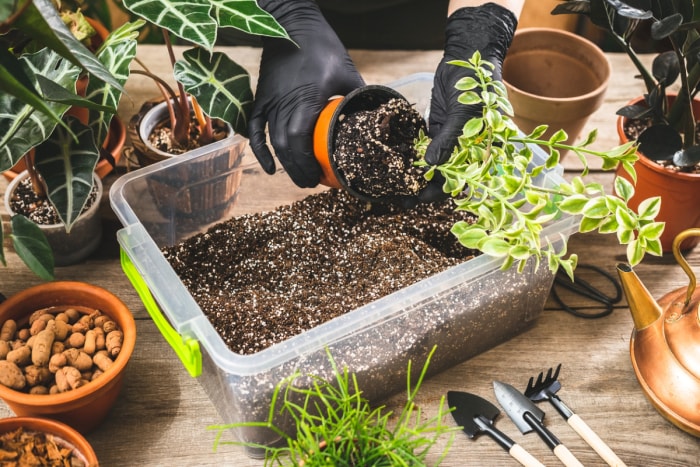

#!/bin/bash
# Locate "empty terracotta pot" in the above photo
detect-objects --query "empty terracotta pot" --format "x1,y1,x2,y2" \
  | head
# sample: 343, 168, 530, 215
502, 27, 610, 148
0, 282, 136, 433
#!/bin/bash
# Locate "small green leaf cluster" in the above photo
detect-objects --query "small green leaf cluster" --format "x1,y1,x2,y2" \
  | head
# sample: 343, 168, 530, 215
210, 347, 456, 466
415, 51, 664, 278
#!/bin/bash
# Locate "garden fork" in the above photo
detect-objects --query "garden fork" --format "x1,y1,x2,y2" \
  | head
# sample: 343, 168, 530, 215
525, 364, 627, 467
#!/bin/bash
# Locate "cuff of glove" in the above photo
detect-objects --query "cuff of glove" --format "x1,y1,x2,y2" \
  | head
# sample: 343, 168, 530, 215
445, 3, 518, 62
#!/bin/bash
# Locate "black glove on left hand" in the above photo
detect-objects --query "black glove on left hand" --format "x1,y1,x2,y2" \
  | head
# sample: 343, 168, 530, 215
425, 3, 517, 166
250, 0, 365, 188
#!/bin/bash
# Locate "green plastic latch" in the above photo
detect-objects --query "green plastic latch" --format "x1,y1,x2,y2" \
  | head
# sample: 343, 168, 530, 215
120, 248, 202, 377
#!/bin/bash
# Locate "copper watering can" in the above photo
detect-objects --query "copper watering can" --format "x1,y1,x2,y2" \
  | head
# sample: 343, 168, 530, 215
616, 228, 700, 437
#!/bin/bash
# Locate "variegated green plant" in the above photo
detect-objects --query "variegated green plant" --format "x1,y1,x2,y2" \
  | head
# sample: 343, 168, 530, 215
0, 5, 143, 279
123, 0, 290, 140
416, 52, 665, 279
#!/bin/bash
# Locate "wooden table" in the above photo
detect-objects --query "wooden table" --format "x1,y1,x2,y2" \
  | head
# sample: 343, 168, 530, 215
2, 46, 699, 466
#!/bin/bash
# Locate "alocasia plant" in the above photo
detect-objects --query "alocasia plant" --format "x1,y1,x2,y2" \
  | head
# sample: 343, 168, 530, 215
0, 2, 143, 279
416, 52, 664, 278
122, 0, 290, 144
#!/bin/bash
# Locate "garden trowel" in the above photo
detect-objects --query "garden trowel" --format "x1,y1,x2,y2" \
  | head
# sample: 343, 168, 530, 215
447, 390, 544, 467
494, 381, 584, 467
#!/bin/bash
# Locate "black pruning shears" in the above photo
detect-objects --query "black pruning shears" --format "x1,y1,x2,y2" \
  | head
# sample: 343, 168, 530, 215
550, 263, 622, 319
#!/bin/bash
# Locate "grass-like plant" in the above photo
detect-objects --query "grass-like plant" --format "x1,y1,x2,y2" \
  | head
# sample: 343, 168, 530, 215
209, 347, 456, 466
416, 51, 664, 279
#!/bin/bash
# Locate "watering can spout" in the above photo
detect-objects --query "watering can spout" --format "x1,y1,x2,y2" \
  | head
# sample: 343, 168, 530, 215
616, 263, 662, 331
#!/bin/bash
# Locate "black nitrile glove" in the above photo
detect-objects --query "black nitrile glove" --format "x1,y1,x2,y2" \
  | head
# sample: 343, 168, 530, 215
250, 0, 365, 188
425, 3, 517, 166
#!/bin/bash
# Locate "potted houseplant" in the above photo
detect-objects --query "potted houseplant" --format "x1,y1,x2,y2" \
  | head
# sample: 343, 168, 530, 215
552, 0, 700, 251
119, 0, 290, 221
111, 54, 662, 451
1, 0, 142, 278
121, 0, 289, 165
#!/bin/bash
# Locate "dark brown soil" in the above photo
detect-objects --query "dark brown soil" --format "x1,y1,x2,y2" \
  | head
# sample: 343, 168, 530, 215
333, 97, 429, 198
163, 189, 477, 355
8, 177, 98, 225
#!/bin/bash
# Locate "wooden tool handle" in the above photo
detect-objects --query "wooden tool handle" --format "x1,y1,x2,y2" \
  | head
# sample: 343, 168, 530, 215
568, 414, 627, 467
509, 443, 545, 467
553, 444, 584, 467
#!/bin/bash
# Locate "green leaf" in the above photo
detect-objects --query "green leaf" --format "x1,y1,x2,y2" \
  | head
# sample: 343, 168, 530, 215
617, 228, 634, 244
462, 117, 484, 138
480, 237, 511, 257
458, 91, 481, 106
452, 225, 487, 248
614, 176, 635, 202
557, 195, 589, 214
0, 48, 79, 171
214, 0, 289, 40
0, 47, 67, 136
34, 118, 99, 231
582, 197, 610, 218
124, 0, 217, 49
527, 125, 548, 139
10, 215, 54, 280
627, 239, 645, 266
615, 208, 636, 231
509, 245, 532, 260
637, 196, 661, 220
638, 221, 665, 241
579, 216, 604, 233
87, 20, 142, 147
175, 48, 255, 137
16, 0, 124, 92
455, 76, 479, 91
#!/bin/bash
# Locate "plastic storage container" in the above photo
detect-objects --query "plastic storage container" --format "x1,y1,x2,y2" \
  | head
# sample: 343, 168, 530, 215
110, 74, 579, 452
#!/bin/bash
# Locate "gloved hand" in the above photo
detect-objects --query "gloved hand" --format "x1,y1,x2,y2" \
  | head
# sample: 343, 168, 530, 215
250, 0, 365, 188
425, 3, 518, 167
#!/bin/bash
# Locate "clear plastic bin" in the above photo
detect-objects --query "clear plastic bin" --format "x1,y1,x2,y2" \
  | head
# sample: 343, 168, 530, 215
110, 73, 579, 453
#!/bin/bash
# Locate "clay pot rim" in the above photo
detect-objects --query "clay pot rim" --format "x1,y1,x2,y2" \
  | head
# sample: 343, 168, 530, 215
505, 27, 611, 104
0, 416, 99, 466
0, 281, 136, 408
616, 94, 700, 181
3, 171, 104, 228
312, 84, 410, 203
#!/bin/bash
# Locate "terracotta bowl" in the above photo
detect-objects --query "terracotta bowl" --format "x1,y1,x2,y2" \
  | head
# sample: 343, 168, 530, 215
0, 416, 99, 466
0, 282, 136, 433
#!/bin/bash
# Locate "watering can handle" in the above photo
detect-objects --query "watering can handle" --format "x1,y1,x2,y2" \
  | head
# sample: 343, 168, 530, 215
672, 228, 700, 306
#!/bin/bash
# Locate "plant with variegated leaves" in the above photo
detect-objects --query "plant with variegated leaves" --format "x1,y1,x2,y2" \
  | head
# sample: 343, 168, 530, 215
122, 0, 289, 148
1, 0, 143, 280
416, 51, 664, 279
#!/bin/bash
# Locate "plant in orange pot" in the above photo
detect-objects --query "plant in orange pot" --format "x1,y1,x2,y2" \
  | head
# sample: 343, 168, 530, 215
0, 281, 136, 434
553, 0, 700, 252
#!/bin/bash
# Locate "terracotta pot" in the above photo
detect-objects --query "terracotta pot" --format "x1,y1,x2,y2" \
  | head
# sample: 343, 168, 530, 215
616, 94, 700, 252
0, 416, 99, 466
2, 116, 127, 183
0, 282, 136, 433
312, 84, 409, 201
4, 171, 104, 266
502, 27, 610, 149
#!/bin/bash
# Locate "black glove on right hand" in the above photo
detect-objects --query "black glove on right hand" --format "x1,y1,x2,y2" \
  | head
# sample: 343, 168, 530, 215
425, 3, 517, 166
250, 0, 365, 188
